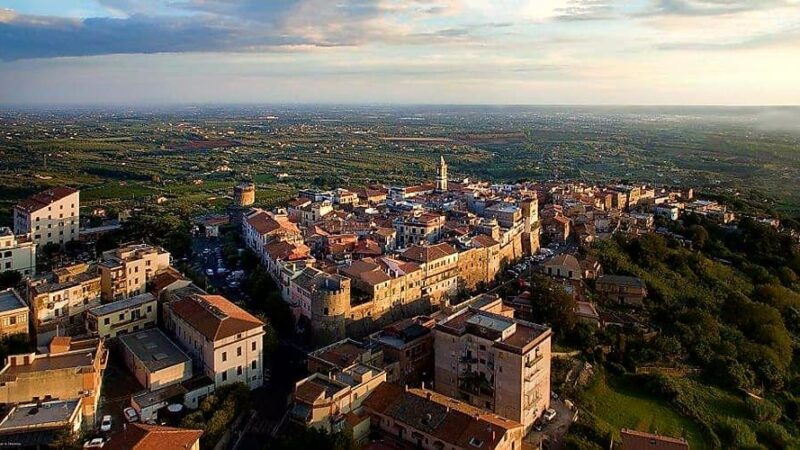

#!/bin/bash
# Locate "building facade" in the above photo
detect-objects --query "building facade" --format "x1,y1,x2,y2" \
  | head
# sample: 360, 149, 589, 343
13, 186, 80, 249
99, 244, 170, 301
0, 289, 29, 339
86, 292, 158, 338
0, 228, 36, 277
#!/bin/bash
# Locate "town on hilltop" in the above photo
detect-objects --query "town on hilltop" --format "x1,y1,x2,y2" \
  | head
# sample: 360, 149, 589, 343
0, 155, 792, 450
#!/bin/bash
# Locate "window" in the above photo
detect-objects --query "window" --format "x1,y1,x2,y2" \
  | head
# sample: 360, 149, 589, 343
251, 360, 257, 370
251, 341, 256, 351
237, 366, 242, 376
237, 347, 242, 357
104, 318, 110, 325
118, 313, 125, 320
222, 352, 227, 362
222, 371, 228, 382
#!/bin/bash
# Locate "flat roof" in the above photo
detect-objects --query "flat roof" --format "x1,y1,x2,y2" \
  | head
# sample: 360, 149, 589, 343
132, 383, 187, 408
0, 290, 26, 313
0, 400, 80, 432
89, 293, 155, 317
119, 329, 190, 373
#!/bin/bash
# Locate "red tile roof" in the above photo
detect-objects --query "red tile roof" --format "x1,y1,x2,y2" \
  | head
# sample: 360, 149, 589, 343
169, 294, 263, 341
16, 186, 78, 213
400, 243, 457, 263
105, 423, 202, 450
621, 429, 689, 450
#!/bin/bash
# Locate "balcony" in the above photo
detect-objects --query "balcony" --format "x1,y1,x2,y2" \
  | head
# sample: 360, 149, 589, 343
525, 353, 544, 368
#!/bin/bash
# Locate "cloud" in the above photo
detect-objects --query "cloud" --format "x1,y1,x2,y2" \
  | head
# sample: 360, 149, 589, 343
642, 0, 796, 16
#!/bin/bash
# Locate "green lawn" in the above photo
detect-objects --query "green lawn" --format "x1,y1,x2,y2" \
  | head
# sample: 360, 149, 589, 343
581, 372, 709, 449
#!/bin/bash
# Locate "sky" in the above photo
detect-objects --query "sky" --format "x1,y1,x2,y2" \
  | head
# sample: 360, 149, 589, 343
0, 0, 799, 106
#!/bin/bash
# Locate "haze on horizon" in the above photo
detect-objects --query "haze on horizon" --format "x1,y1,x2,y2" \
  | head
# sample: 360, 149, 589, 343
0, 0, 799, 106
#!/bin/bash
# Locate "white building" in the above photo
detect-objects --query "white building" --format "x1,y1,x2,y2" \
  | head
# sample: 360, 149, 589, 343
167, 294, 265, 390
0, 227, 36, 276
13, 186, 80, 249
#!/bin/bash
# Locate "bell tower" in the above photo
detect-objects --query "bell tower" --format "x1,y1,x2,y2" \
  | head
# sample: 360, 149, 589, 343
436, 156, 448, 192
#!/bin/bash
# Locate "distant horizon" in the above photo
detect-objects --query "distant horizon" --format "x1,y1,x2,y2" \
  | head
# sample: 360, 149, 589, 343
2, 103, 800, 109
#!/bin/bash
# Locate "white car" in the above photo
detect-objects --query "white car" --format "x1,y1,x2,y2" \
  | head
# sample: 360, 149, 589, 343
100, 415, 112, 432
83, 438, 105, 449
205, 268, 214, 276
123, 407, 139, 423
543, 408, 557, 422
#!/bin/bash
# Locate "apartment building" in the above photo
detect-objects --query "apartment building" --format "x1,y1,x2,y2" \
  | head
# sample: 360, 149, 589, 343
28, 263, 102, 345
0, 337, 107, 424
363, 383, 525, 450
86, 292, 158, 338
0, 227, 36, 277
167, 294, 265, 389
291, 363, 386, 432
400, 243, 459, 303
393, 212, 445, 248
369, 316, 436, 386
99, 244, 170, 301
13, 186, 80, 248
0, 399, 83, 446
484, 203, 522, 229
434, 296, 552, 433
0, 289, 28, 339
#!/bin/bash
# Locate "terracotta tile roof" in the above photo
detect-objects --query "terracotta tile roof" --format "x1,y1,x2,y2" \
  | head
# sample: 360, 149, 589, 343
150, 267, 187, 296
169, 294, 263, 341
400, 243, 457, 263
364, 383, 522, 450
471, 234, 499, 248
16, 186, 78, 213
246, 211, 300, 236
545, 254, 581, 272
621, 429, 689, 450
105, 423, 202, 450
265, 240, 310, 261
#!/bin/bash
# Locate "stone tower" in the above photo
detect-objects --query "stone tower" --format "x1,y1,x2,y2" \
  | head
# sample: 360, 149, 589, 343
310, 274, 351, 345
436, 156, 448, 192
520, 196, 540, 255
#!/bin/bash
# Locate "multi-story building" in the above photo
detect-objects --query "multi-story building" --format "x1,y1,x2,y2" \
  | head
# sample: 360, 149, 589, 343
27, 263, 102, 345
119, 328, 192, 391
433, 296, 552, 433
0, 289, 29, 339
86, 292, 158, 338
400, 243, 459, 303
369, 316, 436, 386
0, 228, 36, 277
0, 337, 107, 424
167, 294, 265, 389
596, 275, 648, 306
0, 399, 84, 445
13, 186, 80, 249
393, 212, 445, 248
291, 362, 386, 432
363, 383, 526, 450
484, 203, 522, 229
99, 244, 170, 301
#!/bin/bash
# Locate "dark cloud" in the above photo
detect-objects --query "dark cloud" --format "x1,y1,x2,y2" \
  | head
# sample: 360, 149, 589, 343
643, 0, 791, 16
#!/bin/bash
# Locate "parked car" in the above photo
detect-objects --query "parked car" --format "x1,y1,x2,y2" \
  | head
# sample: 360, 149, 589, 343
543, 408, 557, 422
84, 438, 105, 449
123, 407, 139, 423
100, 415, 112, 432
205, 268, 214, 276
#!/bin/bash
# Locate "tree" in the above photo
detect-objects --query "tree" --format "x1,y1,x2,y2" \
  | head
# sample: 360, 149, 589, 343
0, 270, 22, 290
527, 273, 577, 335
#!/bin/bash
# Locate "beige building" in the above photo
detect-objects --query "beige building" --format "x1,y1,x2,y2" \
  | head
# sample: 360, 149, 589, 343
434, 296, 552, 433
400, 243, 459, 303
13, 186, 80, 249
167, 294, 265, 389
393, 212, 445, 248
363, 383, 526, 450
119, 329, 192, 391
0, 337, 107, 424
28, 263, 102, 345
291, 363, 386, 432
0, 227, 36, 277
99, 244, 171, 301
0, 289, 28, 339
86, 292, 158, 339
0, 399, 84, 445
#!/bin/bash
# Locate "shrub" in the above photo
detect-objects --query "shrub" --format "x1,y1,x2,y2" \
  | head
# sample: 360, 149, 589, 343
756, 422, 793, 449
714, 417, 758, 448
745, 397, 782, 422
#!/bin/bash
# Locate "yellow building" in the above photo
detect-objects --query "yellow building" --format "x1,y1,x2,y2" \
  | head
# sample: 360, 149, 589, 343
28, 263, 102, 345
0, 289, 28, 339
99, 244, 170, 301
86, 292, 158, 339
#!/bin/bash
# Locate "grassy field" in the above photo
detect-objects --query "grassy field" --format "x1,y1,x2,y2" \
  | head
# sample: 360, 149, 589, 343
581, 372, 709, 449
